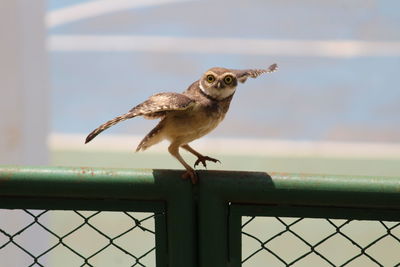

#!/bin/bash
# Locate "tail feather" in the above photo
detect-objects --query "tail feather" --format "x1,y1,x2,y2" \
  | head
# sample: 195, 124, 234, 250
85, 113, 136, 144
136, 121, 165, 152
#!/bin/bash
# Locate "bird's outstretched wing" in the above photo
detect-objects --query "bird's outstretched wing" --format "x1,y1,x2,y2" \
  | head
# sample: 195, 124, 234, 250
85, 92, 194, 144
233, 63, 278, 83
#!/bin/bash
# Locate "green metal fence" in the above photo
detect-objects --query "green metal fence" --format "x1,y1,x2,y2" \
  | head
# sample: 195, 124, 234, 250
1, 166, 400, 266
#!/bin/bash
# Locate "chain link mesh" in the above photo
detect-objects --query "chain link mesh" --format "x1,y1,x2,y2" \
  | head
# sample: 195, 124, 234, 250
2, 209, 400, 266
242, 216, 400, 267
0, 209, 162, 267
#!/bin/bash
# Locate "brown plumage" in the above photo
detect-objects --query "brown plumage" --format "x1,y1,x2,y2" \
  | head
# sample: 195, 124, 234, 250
85, 64, 278, 183
85, 93, 194, 144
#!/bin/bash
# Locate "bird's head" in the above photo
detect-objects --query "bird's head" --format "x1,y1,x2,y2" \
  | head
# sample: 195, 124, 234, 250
199, 63, 278, 101
199, 67, 238, 101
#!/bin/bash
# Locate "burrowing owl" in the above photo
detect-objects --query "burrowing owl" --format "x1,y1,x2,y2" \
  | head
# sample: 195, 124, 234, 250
85, 63, 278, 183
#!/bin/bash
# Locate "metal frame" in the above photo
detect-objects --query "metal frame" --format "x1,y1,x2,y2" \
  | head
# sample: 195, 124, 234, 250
0, 166, 196, 267
228, 205, 400, 267
1, 166, 400, 266
196, 170, 400, 267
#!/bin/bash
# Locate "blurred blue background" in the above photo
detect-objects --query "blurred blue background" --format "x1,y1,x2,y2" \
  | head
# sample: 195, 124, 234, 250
48, 0, 400, 143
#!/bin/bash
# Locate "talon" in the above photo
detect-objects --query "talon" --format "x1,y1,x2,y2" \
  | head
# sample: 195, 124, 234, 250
182, 170, 198, 184
194, 156, 221, 169
194, 158, 206, 168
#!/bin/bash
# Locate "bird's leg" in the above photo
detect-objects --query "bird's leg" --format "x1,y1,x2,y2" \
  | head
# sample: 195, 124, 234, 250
168, 143, 198, 184
181, 144, 221, 169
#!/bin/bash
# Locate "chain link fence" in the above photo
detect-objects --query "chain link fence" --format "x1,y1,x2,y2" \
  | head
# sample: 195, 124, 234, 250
0, 209, 162, 267
2, 209, 400, 267
242, 216, 400, 267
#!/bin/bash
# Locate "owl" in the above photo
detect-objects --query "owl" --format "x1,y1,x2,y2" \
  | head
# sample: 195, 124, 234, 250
85, 63, 278, 183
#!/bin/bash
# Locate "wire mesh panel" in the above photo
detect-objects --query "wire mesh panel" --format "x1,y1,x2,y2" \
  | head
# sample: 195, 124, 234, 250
0, 209, 163, 267
241, 216, 400, 267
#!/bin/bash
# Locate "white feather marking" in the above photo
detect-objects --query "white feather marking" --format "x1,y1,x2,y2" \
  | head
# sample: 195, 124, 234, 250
199, 81, 236, 100
199, 82, 207, 95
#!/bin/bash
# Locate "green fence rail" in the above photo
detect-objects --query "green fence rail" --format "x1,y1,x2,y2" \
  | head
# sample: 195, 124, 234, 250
1, 166, 400, 266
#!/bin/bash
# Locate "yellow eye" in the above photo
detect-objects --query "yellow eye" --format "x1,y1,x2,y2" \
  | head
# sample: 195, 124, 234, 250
224, 75, 233, 84
206, 75, 215, 83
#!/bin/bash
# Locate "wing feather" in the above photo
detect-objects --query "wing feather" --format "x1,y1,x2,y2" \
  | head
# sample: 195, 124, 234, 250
85, 93, 193, 144
234, 63, 278, 83
129, 92, 194, 114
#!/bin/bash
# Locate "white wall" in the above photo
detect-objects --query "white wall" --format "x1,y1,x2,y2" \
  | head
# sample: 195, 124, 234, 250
0, 0, 49, 165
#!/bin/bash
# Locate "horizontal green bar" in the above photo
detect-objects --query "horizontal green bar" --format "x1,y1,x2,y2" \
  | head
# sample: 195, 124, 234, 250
0, 165, 191, 200
1, 166, 400, 208
0, 196, 164, 212
196, 170, 400, 209
231, 204, 400, 221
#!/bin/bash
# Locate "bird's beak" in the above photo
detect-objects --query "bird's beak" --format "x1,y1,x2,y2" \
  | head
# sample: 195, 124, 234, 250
216, 81, 222, 89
